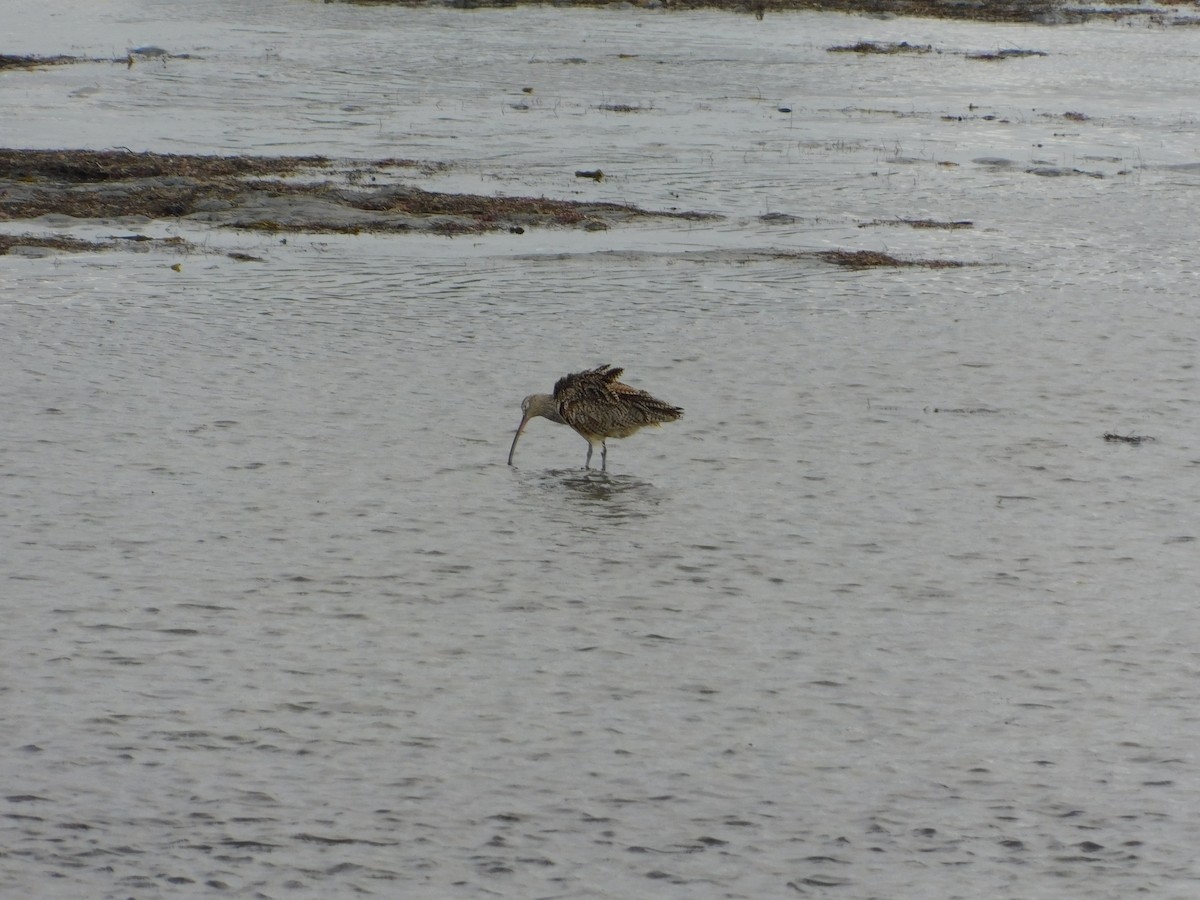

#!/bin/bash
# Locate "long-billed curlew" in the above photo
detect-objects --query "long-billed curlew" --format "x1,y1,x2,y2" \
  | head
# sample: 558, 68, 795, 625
507, 364, 683, 471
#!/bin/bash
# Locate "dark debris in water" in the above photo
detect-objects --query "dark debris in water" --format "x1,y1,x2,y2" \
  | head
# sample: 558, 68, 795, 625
1, 51, 199, 69
859, 217, 973, 230
1103, 432, 1155, 445
828, 40, 932, 54
929, 406, 998, 414
966, 48, 1049, 60
830, 42, 1053, 61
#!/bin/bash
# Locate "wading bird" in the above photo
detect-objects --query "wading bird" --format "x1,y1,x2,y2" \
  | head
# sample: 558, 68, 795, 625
507, 365, 683, 471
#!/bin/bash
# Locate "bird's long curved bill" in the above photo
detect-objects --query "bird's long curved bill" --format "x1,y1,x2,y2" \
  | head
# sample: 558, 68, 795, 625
507, 415, 531, 465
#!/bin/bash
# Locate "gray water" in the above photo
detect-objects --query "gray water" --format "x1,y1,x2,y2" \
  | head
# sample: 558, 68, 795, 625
4, 1, 1200, 897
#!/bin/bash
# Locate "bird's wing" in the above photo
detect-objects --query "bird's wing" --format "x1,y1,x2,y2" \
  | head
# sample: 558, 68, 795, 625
552, 364, 621, 400
595, 364, 624, 386
559, 376, 680, 437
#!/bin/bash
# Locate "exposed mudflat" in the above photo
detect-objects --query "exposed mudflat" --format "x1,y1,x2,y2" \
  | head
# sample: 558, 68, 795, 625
0, 149, 713, 245
339, 0, 1200, 25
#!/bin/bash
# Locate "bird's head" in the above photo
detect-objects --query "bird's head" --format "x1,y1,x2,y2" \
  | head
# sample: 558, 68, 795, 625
507, 393, 562, 466
521, 393, 562, 422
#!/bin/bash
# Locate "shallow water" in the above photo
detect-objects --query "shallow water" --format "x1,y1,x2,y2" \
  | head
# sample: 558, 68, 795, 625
4, 1, 1200, 897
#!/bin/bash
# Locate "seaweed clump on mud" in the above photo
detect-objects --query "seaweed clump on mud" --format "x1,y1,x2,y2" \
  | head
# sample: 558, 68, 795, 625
817, 249, 965, 269
827, 40, 933, 54
859, 217, 974, 229
0, 54, 79, 70
0, 148, 712, 236
965, 48, 1049, 60
0, 233, 190, 256
0, 149, 331, 222
0, 148, 331, 183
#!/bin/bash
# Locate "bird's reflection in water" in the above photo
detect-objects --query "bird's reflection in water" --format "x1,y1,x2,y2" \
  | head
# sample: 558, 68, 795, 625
535, 468, 664, 522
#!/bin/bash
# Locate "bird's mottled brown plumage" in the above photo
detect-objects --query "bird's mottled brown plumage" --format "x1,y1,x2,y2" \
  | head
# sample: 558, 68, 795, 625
507, 364, 683, 471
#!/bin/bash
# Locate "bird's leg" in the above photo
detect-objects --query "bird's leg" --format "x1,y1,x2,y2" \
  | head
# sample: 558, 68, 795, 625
601, 441, 607, 472
584, 443, 593, 469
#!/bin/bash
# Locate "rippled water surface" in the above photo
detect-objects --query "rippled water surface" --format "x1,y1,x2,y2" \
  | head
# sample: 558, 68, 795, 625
4, 1, 1200, 897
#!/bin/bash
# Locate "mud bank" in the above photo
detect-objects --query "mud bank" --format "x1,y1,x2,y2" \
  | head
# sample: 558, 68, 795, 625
335, 0, 1200, 25
0, 149, 716, 251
